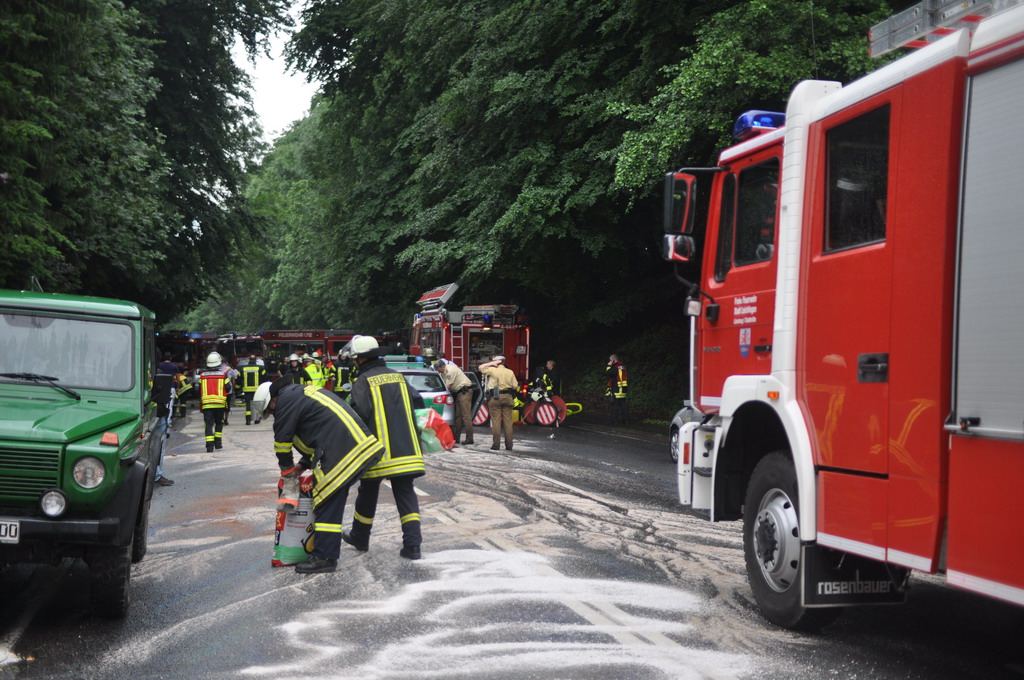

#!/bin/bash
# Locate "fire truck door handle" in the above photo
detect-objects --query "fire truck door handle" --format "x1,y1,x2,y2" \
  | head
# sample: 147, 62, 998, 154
857, 353, 889, 383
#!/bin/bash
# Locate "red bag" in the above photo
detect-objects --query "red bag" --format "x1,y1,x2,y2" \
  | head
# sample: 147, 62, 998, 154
424, 408, 456, 451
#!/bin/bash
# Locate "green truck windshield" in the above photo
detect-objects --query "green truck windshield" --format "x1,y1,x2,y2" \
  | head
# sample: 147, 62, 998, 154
0, 313, 135, 391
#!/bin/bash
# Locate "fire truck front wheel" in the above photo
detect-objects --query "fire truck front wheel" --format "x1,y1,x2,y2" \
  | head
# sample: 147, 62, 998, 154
743, 452, 841, 630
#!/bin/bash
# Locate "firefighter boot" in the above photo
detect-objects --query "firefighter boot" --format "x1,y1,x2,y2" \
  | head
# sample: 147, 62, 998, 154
342, 529, 369, 552
295, 555, 337, 574
400, 545, 421, 560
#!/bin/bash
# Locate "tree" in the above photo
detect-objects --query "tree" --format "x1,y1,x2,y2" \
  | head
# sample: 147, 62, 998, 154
123, 0, 292, 318
0, 0, 166, 293
614, 0, 899, 189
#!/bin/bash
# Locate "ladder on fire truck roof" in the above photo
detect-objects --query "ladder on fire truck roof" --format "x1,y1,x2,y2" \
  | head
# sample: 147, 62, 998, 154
870, 0, 1023, 56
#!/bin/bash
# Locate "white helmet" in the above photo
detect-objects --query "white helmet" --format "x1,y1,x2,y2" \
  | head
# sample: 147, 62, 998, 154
206, 352, 223, 368
288, 353, 300, 362
252, 381, 273, 417
350, 334, 381, 358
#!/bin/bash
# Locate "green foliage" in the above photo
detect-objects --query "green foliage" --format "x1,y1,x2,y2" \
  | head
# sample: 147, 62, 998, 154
1, 0, 289, 320
615, 0, 897, 189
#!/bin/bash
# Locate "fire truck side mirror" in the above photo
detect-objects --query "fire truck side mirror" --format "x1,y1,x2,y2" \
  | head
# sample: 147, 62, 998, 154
663, 172, 697, 234
662, 233, 696, 262
685, 299, 703, 317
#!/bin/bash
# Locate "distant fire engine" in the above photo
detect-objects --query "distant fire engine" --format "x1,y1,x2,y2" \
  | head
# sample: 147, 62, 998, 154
663, 1, 1024, 629
155, 330, 214, 373
410, 283, 530, 381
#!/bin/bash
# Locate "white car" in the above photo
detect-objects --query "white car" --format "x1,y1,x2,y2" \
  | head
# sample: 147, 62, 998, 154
668, 403, 703, 463
394, 367, 456, 425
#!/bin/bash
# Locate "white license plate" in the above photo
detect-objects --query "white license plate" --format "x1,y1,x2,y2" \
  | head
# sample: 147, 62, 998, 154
0, 519, 20, 544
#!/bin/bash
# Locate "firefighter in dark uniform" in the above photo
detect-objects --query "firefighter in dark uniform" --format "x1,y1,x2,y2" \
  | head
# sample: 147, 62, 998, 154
342, 335, 427, 560
282, 353, 303, 384
606, 353, 629, 425
237, 355, 266, 425
174, 369, 193, 418
332, 352, 356, 401
199, 352, 228, 451
252, 377, 384, 574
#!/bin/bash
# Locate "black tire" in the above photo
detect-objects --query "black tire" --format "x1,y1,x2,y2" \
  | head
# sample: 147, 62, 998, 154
669, 426, 680, 464
743, 452, 841, 630
89, 542, 132, 619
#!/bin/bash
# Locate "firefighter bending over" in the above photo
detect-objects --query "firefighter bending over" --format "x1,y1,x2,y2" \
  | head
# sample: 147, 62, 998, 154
252, 376, 384, 574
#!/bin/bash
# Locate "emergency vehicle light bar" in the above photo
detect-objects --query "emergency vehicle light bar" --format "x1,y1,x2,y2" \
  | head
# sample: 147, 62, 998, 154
732, 111, 785, 141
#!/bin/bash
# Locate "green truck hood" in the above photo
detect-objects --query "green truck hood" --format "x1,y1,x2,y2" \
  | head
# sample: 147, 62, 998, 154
0, 397, 138, 444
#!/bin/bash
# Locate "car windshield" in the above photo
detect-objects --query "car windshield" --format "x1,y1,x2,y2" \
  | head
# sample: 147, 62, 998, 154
0, 312, 134, 391
400, 371, 446, 393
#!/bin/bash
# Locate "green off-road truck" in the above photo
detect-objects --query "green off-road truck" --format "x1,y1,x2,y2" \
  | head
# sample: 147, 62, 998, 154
0, 290, 168, 617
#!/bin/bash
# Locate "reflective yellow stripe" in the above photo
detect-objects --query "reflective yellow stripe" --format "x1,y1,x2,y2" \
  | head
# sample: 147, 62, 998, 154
293, 435, 314, 456
306, 387, 373, 444
274, 442, 292, 454
315, 523, 343, 533
311, 438, 384, 506
397, 380, 423, 457
353, 512, 374, 526
400, 513, 420, 524
371, 383, 390, 454
361, 459, 425, 479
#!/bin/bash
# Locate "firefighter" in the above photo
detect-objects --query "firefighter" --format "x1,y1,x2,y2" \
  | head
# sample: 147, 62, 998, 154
436, 360, 475, 445
252, 377, 384, 574
478, 355, 519, 451
237, 355, 266, 425
173, 369, 193, 418
300, 354, 327, 388
282, 353, 303, 384
422, 347, 437, 368
199, 352, 229, 451
605, 353, 629, 425
332, 352, 356, 401
343, 335, 427, 560
223, 358, 238, 425
533, 359, 561, 397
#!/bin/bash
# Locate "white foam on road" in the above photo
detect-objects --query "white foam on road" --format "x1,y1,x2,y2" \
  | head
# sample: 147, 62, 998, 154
240, 549, 750, 679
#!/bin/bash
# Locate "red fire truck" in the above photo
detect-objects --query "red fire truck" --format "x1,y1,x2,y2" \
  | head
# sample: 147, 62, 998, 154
155, 330, 214, 373
664, 1, 1024, 629
261, 329, 329, 366
409, 283, 530, 381
213, 333, 265, 366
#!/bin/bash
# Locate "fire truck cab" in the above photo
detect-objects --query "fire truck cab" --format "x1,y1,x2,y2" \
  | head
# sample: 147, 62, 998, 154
410, 283, 530, 381
665, 2, 1024, 629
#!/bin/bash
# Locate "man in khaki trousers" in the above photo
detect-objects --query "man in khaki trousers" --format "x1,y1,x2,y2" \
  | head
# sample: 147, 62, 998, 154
478, 355, 519, 451
436, 361, 475, 445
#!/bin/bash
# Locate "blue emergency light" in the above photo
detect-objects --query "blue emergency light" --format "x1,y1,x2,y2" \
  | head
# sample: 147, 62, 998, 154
732, 110, 785, 141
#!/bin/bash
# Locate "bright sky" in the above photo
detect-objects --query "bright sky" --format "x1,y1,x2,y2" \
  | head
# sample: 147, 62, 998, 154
233, 28, 319, 144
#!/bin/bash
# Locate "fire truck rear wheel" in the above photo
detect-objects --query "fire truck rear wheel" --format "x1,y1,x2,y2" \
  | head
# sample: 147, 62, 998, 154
743, 452, 841, 630
669, 427, 680, 464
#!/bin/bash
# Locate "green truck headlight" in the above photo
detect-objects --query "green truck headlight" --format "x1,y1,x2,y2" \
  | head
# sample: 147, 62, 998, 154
73, 456, 107, 489
41, 489, 68, 517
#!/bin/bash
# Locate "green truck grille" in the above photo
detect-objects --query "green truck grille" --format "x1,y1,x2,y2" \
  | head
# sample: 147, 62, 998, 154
0, 447, 62, 500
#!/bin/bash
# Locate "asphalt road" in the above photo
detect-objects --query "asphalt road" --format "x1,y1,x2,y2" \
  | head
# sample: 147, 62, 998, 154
1, 407, 1022, 679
